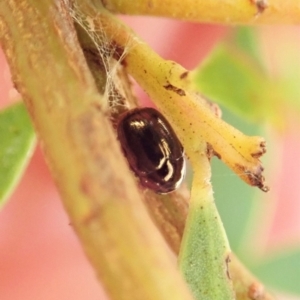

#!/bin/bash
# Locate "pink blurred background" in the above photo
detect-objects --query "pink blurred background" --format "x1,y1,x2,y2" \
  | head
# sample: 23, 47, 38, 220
0, 17, 300, 300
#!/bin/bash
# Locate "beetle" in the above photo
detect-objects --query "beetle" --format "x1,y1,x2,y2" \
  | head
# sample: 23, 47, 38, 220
117, 107, 185, 194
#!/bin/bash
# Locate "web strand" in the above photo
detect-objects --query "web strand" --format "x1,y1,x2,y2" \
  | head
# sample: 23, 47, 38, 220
69, 2, 137, 116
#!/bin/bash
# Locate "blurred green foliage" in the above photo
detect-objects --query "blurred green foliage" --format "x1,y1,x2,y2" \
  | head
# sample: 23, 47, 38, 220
195, 27, 300, 296
0, 102, 35, 209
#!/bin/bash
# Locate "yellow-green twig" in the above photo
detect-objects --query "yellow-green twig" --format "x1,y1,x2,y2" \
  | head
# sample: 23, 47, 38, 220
102, 0, 300, 24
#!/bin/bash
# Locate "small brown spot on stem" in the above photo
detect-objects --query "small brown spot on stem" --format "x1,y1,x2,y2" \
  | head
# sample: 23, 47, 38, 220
225, 255, 231, 279
163, 82, 186, 96
260, 141, 267, 151
180, 71, 189, 79
213, 151, 221, 160
235, 164, 269, 192
251, 151, 263, 158
251, 0, 268, 15
252, 141, 267, 158
206, 143, 220, 160
248, 282, 265, 300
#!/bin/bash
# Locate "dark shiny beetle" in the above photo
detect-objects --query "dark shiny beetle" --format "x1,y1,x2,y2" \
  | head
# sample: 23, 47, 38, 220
117, 107, 185, 194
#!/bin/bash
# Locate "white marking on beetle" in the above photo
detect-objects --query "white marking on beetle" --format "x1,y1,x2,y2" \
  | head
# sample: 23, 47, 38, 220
163, 160, 174, 182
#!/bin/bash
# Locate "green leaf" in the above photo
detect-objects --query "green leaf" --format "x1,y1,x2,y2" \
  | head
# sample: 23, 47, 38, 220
251, 248, 300, 295
179, 157, 235, 300
193, 32, 268, 121
232, 27, 261, 64
194, 27, 300, 128
0, 102, 36, 208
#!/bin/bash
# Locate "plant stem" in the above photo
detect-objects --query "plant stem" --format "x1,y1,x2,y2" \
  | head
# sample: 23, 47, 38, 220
102, 0, 300, 24
0, 1, 195, 299
143, 186, 190, 254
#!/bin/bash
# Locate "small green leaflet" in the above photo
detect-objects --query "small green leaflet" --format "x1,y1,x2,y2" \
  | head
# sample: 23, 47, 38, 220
0, 102, 36, 209
179, 195, 235, 300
